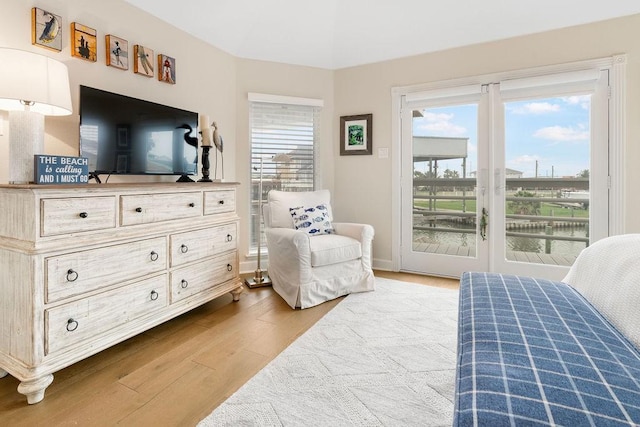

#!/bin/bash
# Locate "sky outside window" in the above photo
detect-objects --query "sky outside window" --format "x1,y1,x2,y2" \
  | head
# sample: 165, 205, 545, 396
413, 95, 590, 177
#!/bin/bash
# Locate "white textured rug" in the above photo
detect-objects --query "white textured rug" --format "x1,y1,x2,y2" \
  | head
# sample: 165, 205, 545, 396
198, 277, 459, 427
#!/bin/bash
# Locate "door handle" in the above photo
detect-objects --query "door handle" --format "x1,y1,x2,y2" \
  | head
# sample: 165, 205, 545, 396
480, 207, 488, 241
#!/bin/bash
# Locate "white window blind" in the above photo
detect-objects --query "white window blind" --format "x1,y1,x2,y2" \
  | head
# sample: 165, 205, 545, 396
499, 69, 602, 100
249, 95, 322, 251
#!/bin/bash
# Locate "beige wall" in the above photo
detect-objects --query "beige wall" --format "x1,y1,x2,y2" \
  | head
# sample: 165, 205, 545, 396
2, 1, 639, 271
334, 14, 640, 267
0, 0, 237, 184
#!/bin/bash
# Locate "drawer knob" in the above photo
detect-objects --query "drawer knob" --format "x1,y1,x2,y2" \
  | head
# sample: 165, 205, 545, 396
218, 200, 225, 205
78, 212, 88, 219
189, 202, 195, 207
66, 269, 79, 282
150, 251, 159, 261
226, 234, 233, 242
180, 244, 188, 254
66, 318, 79, 332
227, 263, 233, 272
135, 207, 143, 213
180, 279, 189, 289
150, 290, 159, 301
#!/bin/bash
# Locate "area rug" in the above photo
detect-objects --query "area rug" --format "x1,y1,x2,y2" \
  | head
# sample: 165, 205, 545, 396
198, 277, 459, 427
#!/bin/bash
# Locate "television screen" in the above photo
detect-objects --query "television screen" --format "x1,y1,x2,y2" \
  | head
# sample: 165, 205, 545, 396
79, 85, 198, 177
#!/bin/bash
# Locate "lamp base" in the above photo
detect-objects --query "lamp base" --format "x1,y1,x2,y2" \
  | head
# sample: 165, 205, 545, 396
9, 110, 44, 184
245, 272, 272, 288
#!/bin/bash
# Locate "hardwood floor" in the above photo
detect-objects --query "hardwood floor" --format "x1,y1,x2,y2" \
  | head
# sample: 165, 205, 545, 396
0, 271, 458, 426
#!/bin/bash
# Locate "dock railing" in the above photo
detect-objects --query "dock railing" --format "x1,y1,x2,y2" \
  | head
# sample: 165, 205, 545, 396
413, 177, 590, 255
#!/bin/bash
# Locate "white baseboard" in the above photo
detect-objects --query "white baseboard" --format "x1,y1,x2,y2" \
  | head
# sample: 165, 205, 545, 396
372, 258, 394, 271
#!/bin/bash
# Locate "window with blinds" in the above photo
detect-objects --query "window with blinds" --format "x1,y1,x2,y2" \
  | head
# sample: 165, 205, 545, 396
249, 96, 322, 252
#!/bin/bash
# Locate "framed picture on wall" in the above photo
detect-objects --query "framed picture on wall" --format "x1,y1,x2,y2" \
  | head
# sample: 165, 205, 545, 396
71, 22, 97, 61
133, 45, 154, 77
340, 114, 373, 155
157, 54, 176, 84
31, 7, 63, 52
106, 35, 128, 70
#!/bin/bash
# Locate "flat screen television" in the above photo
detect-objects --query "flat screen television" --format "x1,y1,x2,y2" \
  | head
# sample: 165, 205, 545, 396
79, 85, 198, 180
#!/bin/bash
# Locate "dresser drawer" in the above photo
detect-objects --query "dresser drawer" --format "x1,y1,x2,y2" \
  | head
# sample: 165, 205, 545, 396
45, 274, 168, 355
41, 196, 116, 236
170, 223, 237, 267
204, 189, 235, 215
45, 237, 166, 303
171, 251, 237, 302
120, 192, 202, 226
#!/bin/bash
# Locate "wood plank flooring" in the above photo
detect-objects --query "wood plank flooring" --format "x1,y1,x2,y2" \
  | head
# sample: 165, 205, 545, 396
0, 271, 458, 426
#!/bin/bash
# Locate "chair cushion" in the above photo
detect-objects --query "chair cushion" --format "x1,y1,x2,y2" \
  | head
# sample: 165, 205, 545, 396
309, 234, 362, 267
267, 190, 333, 229
289, 204, 334, 236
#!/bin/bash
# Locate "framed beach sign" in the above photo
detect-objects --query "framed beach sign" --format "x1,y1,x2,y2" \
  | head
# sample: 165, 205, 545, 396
31, 7, 63, 52
106, 35, 128, 70
340, 114, 372, 155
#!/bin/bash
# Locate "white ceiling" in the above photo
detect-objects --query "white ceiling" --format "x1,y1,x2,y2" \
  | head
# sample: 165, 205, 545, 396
124, 0, 640, 70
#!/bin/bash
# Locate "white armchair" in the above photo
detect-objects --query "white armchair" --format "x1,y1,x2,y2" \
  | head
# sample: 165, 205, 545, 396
263, 189, 375, 309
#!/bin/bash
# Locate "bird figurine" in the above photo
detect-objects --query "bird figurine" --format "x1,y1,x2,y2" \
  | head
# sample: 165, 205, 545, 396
210, 121, 225, 180
176, 124, 198, 148
212, 121, 223, 153
176, 124, 199, 181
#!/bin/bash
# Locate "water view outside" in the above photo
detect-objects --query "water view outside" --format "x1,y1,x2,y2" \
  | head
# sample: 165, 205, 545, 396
412, 94, 591, 266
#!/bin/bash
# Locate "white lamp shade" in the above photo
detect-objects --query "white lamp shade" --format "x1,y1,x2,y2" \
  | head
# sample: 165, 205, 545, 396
0, 48, 72, 116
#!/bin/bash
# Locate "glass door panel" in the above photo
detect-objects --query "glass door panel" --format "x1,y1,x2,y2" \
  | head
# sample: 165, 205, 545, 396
401, 99, 489, 277
502, 96, 591, 267
412, 105, 478, 257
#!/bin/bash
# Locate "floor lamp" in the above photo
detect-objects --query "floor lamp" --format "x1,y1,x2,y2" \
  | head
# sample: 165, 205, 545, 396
0, 48, 72, 184
245, 153, 292, 288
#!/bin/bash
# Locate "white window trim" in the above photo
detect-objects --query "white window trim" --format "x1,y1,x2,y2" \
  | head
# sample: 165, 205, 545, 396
248, 92, 323, 107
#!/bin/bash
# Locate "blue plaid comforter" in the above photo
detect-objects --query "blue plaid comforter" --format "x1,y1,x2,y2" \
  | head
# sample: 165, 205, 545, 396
453, 272, 640, 426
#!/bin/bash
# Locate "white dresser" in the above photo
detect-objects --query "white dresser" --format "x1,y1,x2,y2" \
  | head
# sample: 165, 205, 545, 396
0, 182, 243, 404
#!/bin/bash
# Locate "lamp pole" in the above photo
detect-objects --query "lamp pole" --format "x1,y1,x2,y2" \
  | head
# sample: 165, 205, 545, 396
245, 156, 272, 288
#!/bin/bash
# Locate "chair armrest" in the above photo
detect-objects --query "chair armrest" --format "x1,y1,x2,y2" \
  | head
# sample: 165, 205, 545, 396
333, 222, 374, 269
332, 222, 374, 243
265, 228, 311, 264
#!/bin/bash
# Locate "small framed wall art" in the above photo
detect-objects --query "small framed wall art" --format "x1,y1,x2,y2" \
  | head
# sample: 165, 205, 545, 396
340, 114, 373, 155
106, 35, 128, 70
71, 22, 97, 61
31, 7, 63, 52
133, 45, 154, 77
158, 54, 176, 84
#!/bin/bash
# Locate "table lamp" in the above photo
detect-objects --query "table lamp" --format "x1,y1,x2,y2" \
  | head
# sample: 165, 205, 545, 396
0, 48, 72, 184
